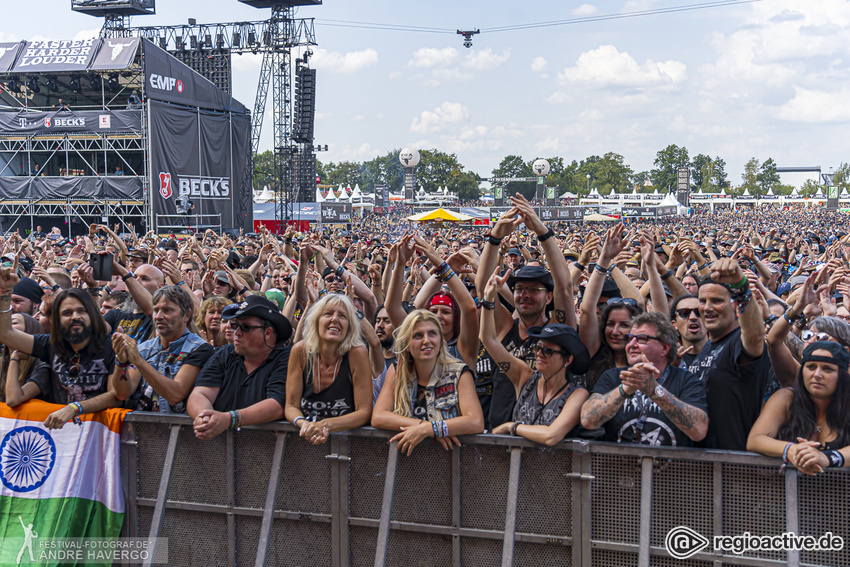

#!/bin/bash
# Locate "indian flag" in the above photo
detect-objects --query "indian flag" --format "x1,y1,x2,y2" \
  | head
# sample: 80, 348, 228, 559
0, 400, 129, 565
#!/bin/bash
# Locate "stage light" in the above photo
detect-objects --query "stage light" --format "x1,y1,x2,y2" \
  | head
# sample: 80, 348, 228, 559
232, 32, 241, 47
189, 35, 198, 50
247, 30, 256, 46
176, 36, 185, 51
5, 78, 19, 93
159, 36, 167, 50
204, 34, 212, 49
216, 33, 224, 48
107, 73, 120, 91
69, 75, 81, 92
89, 74, 101, 90
26, 77, 40, 93
46, 76, 58, 92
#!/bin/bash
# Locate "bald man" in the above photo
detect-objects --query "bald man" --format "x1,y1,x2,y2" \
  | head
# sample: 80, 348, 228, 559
103, 262, 165, 343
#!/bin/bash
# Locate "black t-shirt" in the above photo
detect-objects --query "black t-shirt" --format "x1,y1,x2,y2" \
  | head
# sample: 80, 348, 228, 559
412, 384, 428, 420
195, 344, 290, 412
300, 353, 354, 419
29, 334, 115, 404
592, 365, 707, 447
105, 309, 153, 343
488, 319, 539, 429
687, 327, 774, 450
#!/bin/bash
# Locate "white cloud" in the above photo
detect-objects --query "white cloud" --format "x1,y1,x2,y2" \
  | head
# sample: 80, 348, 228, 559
462, 48, 511, 71
530, 56, 549, 72
572, 4, 598, 16
311, 48, 378, 74
231, 52, 263, 73
406, 46, 457, 68
410, 101, 469, 133
778, 86, 850, 122
352, 115, 365, 122
558, 45, 687, 88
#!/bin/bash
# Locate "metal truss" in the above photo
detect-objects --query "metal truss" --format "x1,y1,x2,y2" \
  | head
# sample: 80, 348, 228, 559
0, 199, 146, 236
112, 6, 318, 230
0, 133, 145, 177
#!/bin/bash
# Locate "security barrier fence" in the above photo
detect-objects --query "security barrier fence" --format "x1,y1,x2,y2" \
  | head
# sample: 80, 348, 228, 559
121, 413, 848, 567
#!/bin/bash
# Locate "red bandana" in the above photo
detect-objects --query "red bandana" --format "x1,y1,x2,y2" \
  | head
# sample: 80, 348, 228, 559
429, 294, 454, 309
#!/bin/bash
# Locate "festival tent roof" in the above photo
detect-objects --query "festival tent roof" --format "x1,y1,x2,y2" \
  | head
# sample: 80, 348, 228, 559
315, 187, 325, 203
406, 208, 473, 222
584, 213, 619, 222
559, 191, 578, 199
351, 184, 363, 200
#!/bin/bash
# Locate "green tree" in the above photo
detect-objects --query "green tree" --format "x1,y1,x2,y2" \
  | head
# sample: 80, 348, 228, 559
253, 150, 274, 191
713, 157, 729, 189
833, 162, 850, 189
741, 157, 759, 196
756, 157, 780, 195
632, 171, 651, 191
595, 152, 633, 194
800, 179, 819, 196
415, 149, 464, 193
320, 160, 362, 189
454, 171, 481, 201
492, 155, 534, 200
651, 144, 689, 193
690, 154, 713, 191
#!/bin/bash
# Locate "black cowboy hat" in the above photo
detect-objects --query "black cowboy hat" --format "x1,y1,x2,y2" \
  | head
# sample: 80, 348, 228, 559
506, 265, 554, 291
527, 324, 591, 374
221, 294, 293, 342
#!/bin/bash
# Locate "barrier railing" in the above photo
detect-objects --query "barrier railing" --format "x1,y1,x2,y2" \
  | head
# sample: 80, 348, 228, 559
120, 413, 848, 567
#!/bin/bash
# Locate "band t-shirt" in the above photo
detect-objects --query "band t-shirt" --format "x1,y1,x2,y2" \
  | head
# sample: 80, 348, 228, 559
301, 353, 354, 419
687, 327, 775, 451
592, 365, 707, 447
28, 334, 115, 404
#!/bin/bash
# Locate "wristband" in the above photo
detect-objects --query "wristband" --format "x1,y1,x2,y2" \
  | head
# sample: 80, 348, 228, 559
52, 284, 62, 291
122, 272, 135, 282
697, 262, 708, 270
509, 421, 523, 436
176, 281, 186, 287
335, 265, 345, 279
618, 384, 633, 398
293, 416, 305, 428
87, 286, 103, 293
783, 312, 797, 325
538, 228, 555, 243
660, 270, 674, 280
117, 360, 131, 368
594, 263, 611, 275
263, 274, 273, 279
764, 314, 778, 326
824, 449, 845, 468
782, 442, 793, 463
729, 276, 748, 289
431, 420, 440, 439
487, 233, 503, 246
480, 300, 495, 310
573, 262, 586, 272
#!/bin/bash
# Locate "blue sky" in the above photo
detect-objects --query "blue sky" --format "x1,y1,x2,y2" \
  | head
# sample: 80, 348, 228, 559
7, 1, 849, 187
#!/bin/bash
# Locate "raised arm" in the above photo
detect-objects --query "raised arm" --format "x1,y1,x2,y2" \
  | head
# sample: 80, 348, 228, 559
579, 223, 625, 358
710, 258, 764, 359
475, 207, 522, 339
385, 235, 416, 329
0, 257, 35, 354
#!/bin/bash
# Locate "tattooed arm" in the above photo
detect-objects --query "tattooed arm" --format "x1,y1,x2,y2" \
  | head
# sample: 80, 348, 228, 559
651, 389, 708, 442
580, 389, 628, 430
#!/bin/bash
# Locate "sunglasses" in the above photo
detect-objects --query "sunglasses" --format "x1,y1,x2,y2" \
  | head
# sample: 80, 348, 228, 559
675, 308, 699, 319
607, 298, 639, 307
228, 321, 266, 333
626, 334, 661, 345
324, 275, 343, 283
801, 330, 834, 342
532, 345, 567, 358
67, 353, 81, 379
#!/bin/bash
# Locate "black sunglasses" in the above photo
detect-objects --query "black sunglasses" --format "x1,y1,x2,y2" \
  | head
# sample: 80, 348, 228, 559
532, 345, 567, 358
228, 321, 266, 333
626, 334, 661, 345
675, 308, 699, 319
67, 353, 81, 379
607, 298, 639, 307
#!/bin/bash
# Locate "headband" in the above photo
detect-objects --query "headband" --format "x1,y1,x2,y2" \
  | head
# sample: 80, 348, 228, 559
801, 341, 850, 371
429, 294, 454, 309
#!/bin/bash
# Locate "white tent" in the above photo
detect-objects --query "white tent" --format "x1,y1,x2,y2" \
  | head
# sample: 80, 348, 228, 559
660, 192, 687, 215
325, 189, 338, 202
559, 191, 578, 199
350, 184, 363, 201
338, 189, 350, 201
255, 185, 274, 202
315, 187, 325, 203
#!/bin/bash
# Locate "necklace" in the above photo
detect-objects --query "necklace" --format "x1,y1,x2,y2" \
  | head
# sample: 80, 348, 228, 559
314, 356, 340, 392
540, 370, 568, 406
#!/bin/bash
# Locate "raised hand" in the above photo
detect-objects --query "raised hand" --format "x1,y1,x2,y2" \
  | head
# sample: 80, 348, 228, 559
484, 266, 511, 302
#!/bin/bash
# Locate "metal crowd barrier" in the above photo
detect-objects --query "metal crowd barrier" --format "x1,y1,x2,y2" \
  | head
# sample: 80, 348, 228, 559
120, 413, 848, 567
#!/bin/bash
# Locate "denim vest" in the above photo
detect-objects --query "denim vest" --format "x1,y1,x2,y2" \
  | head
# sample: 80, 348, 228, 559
406, 360, 467, 421
135, 330, 209, 414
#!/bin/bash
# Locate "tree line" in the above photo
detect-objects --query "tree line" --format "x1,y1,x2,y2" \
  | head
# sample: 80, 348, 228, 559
252, 145, 850, 200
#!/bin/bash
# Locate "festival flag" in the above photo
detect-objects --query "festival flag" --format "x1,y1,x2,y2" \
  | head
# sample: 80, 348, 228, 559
0, 400, 129, 564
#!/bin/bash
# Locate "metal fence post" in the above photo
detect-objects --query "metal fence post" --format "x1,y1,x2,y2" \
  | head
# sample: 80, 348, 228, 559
142, 424, 180, 567
785, 468, 800, 567
501, 446, 523, 567
254, 431, 287, 567
638, 456, 653, 567
373, 442, 399, 567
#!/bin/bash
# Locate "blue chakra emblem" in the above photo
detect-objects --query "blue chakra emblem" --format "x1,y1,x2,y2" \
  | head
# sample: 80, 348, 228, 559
0, 426, 56, 493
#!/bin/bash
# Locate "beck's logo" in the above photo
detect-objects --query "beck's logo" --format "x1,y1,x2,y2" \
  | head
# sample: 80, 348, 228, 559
159, 172, 172, 199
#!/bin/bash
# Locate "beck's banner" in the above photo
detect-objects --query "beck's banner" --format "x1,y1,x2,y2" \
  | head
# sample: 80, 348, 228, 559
149, 100, 251, 231
0, 109, 141, 134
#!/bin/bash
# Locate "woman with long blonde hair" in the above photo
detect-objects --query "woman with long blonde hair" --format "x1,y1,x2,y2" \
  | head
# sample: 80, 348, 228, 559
372, 310, 483, 455
285, 294, 372, 445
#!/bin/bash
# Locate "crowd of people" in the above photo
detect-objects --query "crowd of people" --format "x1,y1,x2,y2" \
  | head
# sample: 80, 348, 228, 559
1, 199, 849, 474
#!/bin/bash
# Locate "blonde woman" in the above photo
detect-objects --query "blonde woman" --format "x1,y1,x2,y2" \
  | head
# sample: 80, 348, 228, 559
372, 310, 483, 455
285, 294, 372, 445
195, 296, 232, 348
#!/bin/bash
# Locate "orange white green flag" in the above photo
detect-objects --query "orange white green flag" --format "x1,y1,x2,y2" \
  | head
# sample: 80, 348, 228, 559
0, 400, 129, 565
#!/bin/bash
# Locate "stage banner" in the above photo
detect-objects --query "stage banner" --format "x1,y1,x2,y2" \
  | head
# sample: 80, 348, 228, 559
656, 205, 678, 217
89, 38, 139, 71
0, 176, 142, 200
320, 203, 353, 223
149, 101, 243, 231
622, 206, 657, 218
538, 207, 584, 221
142, 39, 246, 113
0, 109, 141, 134
11, 39, 98, 73
0, 43, 23, 74
489, 206, 511, 223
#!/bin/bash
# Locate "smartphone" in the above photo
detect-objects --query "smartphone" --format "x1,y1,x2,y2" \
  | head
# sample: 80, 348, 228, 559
89, 252, 114, 281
